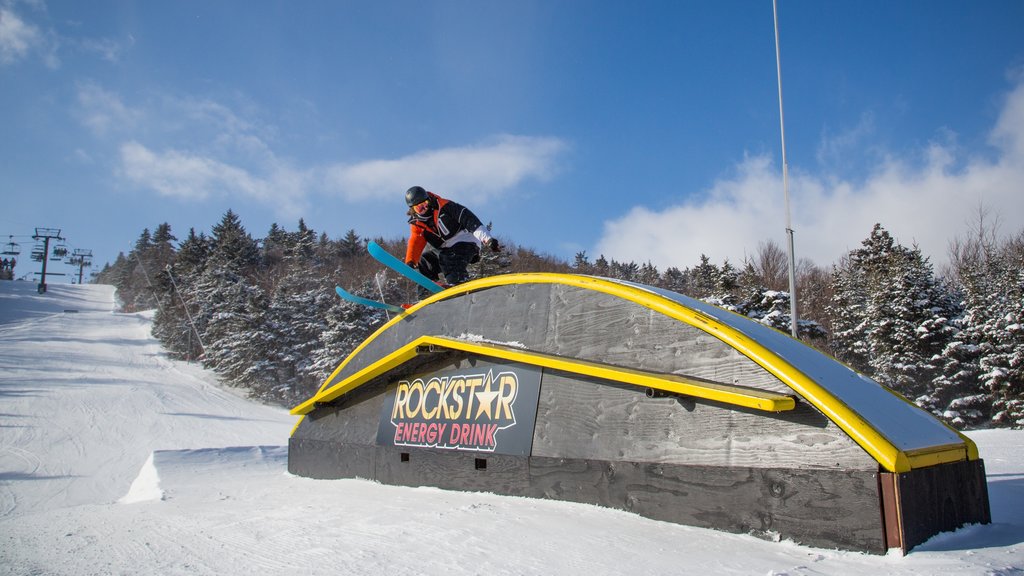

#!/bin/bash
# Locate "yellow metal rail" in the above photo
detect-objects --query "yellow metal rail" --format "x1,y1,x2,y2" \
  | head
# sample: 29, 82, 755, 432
290, 334, 796, 416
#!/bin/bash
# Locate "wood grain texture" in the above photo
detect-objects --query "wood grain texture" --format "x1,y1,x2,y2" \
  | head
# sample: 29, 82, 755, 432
287, 438, 376, 480
532, 370, 877, 470
375, 445, 532, 495
526, 456, 886, 553
892, 459, 991, 552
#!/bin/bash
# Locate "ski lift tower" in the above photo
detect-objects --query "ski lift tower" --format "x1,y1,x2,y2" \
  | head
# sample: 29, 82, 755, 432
32, 228, 64, 293
67, 249, 93, 284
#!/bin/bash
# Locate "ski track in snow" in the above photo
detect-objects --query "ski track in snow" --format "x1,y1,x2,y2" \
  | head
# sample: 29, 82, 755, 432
0, 281, 1022, 575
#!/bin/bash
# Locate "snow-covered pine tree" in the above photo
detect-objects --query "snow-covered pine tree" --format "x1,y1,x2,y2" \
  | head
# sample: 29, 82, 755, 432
309, 274, 399, 385
970, 236, 1024, 428
253, 221, 333, 404
689, 254, 719, 299
828, 224, 957, 401
152, 228, 210, 360
339, 228, 362, 258
193, 211, 266, 386
637, 261, 660, 286
662, 266, 688, 295
827, 254, 872, 374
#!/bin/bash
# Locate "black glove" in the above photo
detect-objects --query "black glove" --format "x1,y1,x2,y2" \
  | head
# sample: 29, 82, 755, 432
487, 238, 500, 252
406, 261, 418, 270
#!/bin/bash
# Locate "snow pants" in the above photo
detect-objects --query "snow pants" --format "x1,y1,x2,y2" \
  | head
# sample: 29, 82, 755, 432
417, 241, 480, 292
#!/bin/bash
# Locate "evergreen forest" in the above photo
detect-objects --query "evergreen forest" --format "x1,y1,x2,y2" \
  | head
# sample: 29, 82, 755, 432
94, 210, 1024, 430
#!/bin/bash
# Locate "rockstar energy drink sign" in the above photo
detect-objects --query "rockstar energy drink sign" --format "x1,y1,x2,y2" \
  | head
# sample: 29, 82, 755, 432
377, 360, 542, 456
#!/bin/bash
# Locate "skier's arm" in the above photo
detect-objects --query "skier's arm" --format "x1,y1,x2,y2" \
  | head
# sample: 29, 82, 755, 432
455, 205, 498, 249
405, 226, 427, 266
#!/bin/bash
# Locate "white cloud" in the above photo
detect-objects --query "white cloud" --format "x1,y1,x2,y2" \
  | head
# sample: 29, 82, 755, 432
76, 81, 140, 137
0, 6, 41, 64
324, 135, 567, 205
118, 141, 312, 220
595, 80, 1024, 270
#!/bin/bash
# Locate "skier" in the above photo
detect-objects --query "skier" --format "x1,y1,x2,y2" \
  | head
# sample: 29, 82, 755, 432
403, 185, 499, 289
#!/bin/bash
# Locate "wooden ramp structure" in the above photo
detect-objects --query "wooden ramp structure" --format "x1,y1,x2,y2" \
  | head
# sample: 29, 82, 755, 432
288, 273, 990, 553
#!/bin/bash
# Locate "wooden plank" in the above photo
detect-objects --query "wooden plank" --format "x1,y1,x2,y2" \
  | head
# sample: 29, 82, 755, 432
287, 438, 376, 480
296, 378, 389, 443
374, 445, 531, 495
541, 286, 794, 394
527, 456, 886, 553
532, 370, 877, 471
879, 472, 903, 550
894, 459, 991, 552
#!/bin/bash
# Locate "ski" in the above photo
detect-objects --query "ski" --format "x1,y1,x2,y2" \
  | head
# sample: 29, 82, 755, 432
367, 241, 445, 294
335, 285, 404, 313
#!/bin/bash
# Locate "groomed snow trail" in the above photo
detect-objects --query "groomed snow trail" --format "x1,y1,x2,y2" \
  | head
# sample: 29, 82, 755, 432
0, 282, 293, 519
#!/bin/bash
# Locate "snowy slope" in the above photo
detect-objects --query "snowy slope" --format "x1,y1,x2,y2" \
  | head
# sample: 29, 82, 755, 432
0, 281, 1022, 575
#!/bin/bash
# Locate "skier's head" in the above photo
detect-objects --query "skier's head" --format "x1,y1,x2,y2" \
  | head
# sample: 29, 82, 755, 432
406, 186, 428, 206
406, 186, 433, 217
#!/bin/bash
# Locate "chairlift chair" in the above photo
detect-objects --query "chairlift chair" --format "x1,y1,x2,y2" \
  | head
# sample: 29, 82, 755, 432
51, 240, 68, 260
31, 243, 46, 262
2, 236, 20, 256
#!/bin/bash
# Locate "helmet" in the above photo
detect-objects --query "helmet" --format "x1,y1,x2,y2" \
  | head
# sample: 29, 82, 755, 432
405, 186, 429, 207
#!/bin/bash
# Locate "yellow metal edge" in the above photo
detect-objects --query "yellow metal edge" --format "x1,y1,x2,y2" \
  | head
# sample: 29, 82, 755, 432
904, 442, 971, 469
289, 415, 304, 436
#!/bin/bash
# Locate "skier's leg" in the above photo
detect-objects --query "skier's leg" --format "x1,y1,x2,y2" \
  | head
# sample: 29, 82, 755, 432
415, 247, 443, 299
417, 248, 442, 281
439, 242, 480, 285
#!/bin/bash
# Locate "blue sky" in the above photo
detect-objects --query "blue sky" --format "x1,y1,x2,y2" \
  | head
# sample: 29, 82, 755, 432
2, 1, 1024, 281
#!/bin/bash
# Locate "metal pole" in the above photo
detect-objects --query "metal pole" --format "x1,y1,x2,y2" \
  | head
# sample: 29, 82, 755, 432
39, 236, 51, 293
773, 0, 799, 338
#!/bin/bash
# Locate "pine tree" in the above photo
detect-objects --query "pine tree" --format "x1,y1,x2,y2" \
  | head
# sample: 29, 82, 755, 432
198, 269, 269, 384
972, 240, 1024, 428
827, 254, 872, 373
309, 275, 397, 387
827, 224, 957, 400
339, 229, 362, 258
690, 255, 719, 299
209, 209, 260, 272
573, 251, 591, 273
637, 261, 660, 286
661, 267, 688, 295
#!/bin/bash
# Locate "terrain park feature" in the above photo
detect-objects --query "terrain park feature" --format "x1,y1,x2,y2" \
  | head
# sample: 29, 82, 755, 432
289, 273, 990, 554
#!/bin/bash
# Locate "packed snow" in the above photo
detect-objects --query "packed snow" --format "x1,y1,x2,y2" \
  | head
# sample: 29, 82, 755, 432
0, 281, 1022, 575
